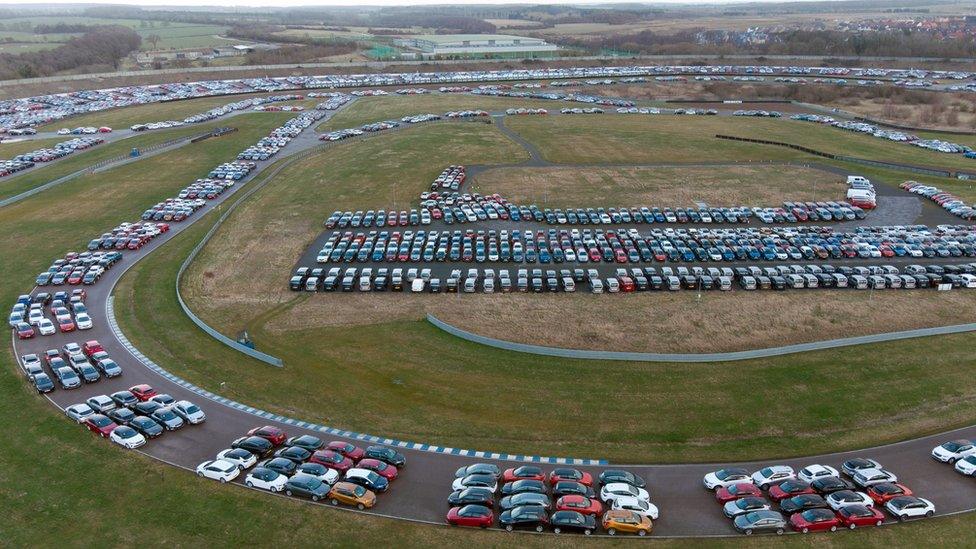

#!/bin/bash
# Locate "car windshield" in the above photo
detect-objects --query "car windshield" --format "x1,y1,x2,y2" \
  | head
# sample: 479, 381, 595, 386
353, 485, 366, 497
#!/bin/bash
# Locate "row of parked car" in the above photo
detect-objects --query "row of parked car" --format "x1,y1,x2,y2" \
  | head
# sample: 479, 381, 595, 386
198, 426, 405, 510
312, 223, 976, 267
931, 438, 976, 476
703, 460, 933, 535
791, 114, 976, 157
3, 63, 969, 132
902, 181, 976, 221
20, 338, 119, 392
64, 382, 205, 449
34, 249, 123, 288
2, 136, 104, 172
292, 261, 976, 294
56, 126, 111, 135
448, 464, 656, 535
475, 88, 635, 109
318, 112, 442, 142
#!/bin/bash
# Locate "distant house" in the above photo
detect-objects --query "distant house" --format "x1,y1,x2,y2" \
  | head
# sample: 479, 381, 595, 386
393, 34, 558, 59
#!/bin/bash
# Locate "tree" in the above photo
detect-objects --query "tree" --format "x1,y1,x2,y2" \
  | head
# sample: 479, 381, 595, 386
146, 34, 162, 50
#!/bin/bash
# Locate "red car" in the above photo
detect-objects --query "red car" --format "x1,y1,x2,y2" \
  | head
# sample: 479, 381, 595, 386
248, 426, 287, 446
555, 495, 602, 516
836, 505, 885, 529
44, 349, 61, 365
309, 450, 353, 472
16, 323, 35, 339
58, 318, 76, 332
129, 384, 158, 401
327, 440, 364, 460
769, 480, 815, 502
357, 458, 397, 481
502, 465, 545, 484
72, 289, 87, 301
83, 414, 118, 437
790, 508, 841, 533
549, 468, 593, 487
82, 340, 104, 357
866, 482, 913, 505
446, 504, 493, 528
716, 483, 763, 503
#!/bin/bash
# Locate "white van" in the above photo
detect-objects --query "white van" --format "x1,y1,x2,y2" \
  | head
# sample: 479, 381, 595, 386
847, 188, 876, 201
847, 175, 871, 186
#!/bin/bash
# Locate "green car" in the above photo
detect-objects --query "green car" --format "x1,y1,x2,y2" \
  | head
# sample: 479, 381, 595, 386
284, 473, 330, 501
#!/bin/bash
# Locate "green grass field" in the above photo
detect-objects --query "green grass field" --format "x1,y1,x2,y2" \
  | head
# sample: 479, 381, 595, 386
0, 16, 236, 51
103, 119, 976, 465
3, 94, 976, 544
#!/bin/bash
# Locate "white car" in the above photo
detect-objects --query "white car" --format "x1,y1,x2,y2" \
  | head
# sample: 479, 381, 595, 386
931, 439, 976, 464
885, 496, 935, 521
600, 482, 650, 504
826, 490, 873, 510
196, 460, 241, 483
751, 465, 795, 489
173, 400, 206, 424
703, 468, 752, 490
297, 463, 341, 485
37, 318, 56, 335
798, 464, 840, 483
954, 455, 976, 476
150, 394, 176, 407
65, 403, 95, 423
75, 313, 93, 330
85, 394, 116, 413
110, 425, 147, 449
27, 309, 43, 325
451, 475, 497, 493
610, 496, 659, 519
216, 448, 257, 469
245, 467, 288, 492
852, 468, 897, 488
20, 353, 41, 374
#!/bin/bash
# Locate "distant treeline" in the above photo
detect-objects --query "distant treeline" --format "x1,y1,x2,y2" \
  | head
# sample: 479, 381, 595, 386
33, 23, 99, 34
245, 44, 357, 65
557, 29, 976, 58
0, 26, 140, 80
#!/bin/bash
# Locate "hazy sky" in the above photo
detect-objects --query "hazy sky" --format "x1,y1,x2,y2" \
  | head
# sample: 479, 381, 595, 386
11, 0, 834, 6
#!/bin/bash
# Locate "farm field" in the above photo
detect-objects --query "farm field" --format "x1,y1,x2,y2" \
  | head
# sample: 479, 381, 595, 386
103, 116, 976, 465
0, 16, 237, 51
469, 164, 845, 207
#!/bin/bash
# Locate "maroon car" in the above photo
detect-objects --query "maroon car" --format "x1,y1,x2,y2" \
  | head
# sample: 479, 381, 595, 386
309, 449, 353, 472
327, 441, 364, 461
248, 425, 287, 446
84, 414, 118, 437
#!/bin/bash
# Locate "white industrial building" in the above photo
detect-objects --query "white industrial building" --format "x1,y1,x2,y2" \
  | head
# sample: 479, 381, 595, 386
394, 34, 558, 59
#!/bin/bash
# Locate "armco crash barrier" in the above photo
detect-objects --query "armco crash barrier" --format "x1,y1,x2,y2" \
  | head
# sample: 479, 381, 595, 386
713, 134, 964, 178
426, 313, 976, 363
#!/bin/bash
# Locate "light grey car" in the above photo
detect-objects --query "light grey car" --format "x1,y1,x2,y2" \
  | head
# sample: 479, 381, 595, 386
733, 510, 787, 535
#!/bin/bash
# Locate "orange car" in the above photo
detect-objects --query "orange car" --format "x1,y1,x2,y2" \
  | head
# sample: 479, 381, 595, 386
602, 510, 652, 536
328, 481, 376, 510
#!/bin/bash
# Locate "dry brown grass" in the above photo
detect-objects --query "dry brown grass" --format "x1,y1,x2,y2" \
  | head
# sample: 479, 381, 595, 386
828, 95, 976, 133
470, 165, 845, 207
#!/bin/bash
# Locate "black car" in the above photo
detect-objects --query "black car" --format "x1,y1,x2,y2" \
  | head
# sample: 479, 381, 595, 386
779, 494, 829, 515
599, 470, 645, 489
365, 445, 405, 468
499, 505, 550, 532
499, 492, 551, 511
552, 481, 594, 498
129, 415, 164, 439
284, 473, 330, 501
811, 476, 856, 495
110, 390, 138, 408
258, 457, 298, 476
455, 463, 500, 479
32, 373, 55, 393
550, 510, 596, 535
274, 446, 312, 463
286, 435, 324, 452
448, 487, 495, 508
133, 401, 162, 416
106, 407, 137, 426
501, 479, 546, 496
232, 436, 274, 458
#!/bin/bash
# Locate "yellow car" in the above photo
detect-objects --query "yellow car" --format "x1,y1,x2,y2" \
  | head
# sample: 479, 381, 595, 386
328, 481, 376, 510
602, 510, 652, 536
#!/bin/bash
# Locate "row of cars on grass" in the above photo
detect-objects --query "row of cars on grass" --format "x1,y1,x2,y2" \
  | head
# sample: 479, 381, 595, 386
317, 112, 442, 142
292, 261, 976, 294
0, 136, 105, 177
791, 114, 976, 157
199, 426, 405, 509
902, 181, 976, 221
18, 337, 118, 393
64, 382, 205, 449
448, 464, 656, 535
312, 224, 976, 267
704, 459, 934, 535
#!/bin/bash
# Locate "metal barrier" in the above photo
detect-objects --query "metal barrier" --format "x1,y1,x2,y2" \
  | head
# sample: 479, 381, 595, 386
427, 313, 976, 363
714, 134, 958, 177
0, 130, 212, 208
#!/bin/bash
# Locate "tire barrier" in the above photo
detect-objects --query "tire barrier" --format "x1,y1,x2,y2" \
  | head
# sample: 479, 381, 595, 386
426, 313, 976, 363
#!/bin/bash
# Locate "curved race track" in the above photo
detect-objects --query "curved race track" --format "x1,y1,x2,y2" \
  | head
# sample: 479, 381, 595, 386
11, 100, 976, 538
